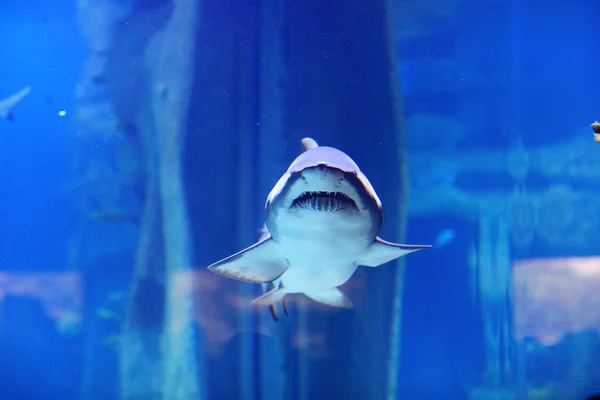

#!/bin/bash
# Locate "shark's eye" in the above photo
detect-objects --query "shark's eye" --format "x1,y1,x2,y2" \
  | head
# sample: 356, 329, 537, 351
291, 191, 358, 211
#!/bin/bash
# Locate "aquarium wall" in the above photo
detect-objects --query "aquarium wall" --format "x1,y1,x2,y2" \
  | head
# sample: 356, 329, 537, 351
0, 0, 599, 399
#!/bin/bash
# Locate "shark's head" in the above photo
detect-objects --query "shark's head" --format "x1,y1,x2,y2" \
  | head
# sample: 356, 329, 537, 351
207, 138, 431, 318
265, 145, 383, 242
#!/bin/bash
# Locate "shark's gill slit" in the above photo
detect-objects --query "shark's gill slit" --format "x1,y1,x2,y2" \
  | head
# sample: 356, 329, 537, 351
291, 191, 357, 211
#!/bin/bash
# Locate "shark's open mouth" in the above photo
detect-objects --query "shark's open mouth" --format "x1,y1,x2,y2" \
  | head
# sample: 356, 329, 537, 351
291, 191, 358, 212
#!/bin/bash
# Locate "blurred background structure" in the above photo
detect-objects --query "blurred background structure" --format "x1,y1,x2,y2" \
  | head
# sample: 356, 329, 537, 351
0, 0, 599, 399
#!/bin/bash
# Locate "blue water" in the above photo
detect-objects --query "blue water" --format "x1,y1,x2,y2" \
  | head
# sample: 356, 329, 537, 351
0, 0, 84, 270
0, 0, 599, 399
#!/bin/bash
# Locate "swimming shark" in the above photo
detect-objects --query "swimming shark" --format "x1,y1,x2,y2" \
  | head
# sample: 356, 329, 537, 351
0, 86, 32, 121
207, 137, 431, 319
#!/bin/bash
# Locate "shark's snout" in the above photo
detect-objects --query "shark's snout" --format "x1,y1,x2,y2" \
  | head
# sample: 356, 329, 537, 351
298, 164, 345, 186
289, 165, 359, 212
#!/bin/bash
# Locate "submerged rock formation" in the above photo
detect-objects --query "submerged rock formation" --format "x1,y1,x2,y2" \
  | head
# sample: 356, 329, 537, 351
73, 1, 143, 399
75, 0, 205, 398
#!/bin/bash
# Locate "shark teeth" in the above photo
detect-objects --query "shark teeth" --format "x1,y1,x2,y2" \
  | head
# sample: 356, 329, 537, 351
291, 191, 358, 212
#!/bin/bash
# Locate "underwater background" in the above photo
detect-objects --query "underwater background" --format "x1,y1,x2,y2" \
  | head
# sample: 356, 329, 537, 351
0, 0, 599, 399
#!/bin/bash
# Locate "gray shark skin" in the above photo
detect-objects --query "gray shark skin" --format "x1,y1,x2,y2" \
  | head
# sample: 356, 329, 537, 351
0, 86, 32, 121
207, 137, 431, 319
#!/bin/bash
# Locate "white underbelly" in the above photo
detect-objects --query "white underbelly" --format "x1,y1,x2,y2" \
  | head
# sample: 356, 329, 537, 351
269, 209, 374, 292
275, 237, 364, 292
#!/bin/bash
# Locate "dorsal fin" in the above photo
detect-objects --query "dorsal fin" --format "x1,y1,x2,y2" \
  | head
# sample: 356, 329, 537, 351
301, 137, 319, 151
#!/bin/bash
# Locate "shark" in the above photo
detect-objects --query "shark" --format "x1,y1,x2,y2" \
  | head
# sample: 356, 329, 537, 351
207, 137, 431, 320
0, 86, 32, 121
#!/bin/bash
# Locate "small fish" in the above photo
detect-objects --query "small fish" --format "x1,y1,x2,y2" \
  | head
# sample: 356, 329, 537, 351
102, 334, 122, 351
90, 210, 140, 224
207, 137, 431, 319
591, 121, 600, 143
0, 86, 32, 121
434, 228, 456, 248
96, 308, 121, 321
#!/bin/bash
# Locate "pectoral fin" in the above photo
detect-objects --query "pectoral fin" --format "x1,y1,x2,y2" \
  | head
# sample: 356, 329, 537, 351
207, 236, 288, 283
304, 288, 353, 308
356, 237, 431, 267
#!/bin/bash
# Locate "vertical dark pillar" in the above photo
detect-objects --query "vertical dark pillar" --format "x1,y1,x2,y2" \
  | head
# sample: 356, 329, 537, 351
283, 1, 406, 398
